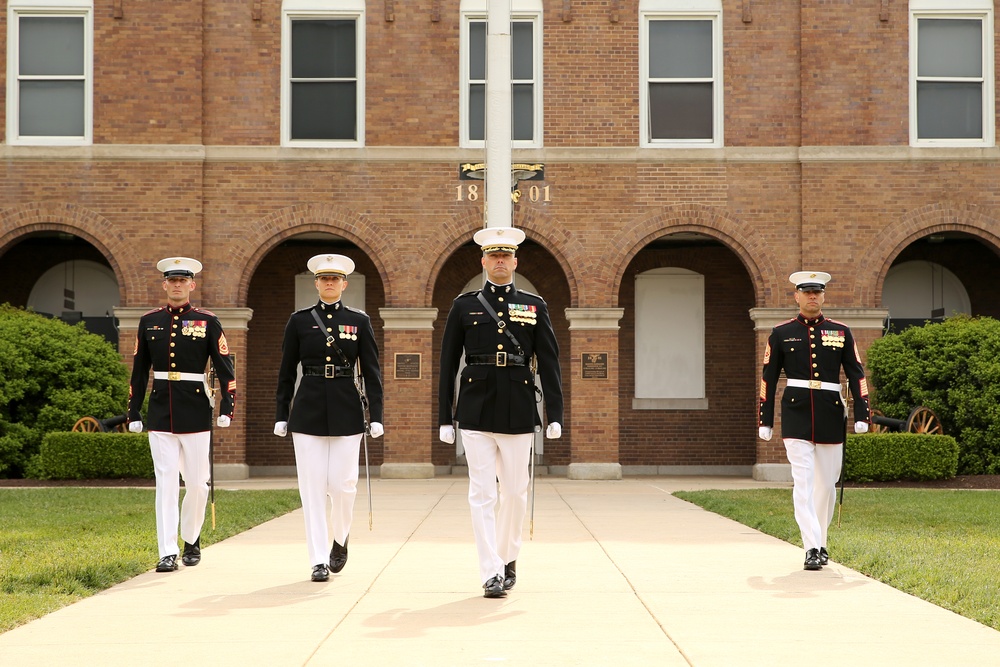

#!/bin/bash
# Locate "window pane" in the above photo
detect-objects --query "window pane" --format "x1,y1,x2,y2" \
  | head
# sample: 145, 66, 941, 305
649, 82, 713, 140
513, 83, 533, 140
917, 81, 983, 139
470, 21, 486, 80
292, 20, 356, 79
649, 20, 712, 79
19, 81, 85, 136
469, 83, 485, 141
512, 22, 533, 80
20, 16, 84, 76
291, 81, 357, 140
918, 19, 982, 78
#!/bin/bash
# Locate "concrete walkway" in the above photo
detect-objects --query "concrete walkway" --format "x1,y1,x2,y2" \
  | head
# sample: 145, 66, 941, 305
2, 476, 999, 666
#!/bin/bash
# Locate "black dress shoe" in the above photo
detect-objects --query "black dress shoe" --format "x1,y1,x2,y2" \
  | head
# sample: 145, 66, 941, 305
182, 538, 201, 566
804, 548, 822, 571
483, 575, 507, 598
311, 564, 330, 582
503, 561, 516, 591
156, 555, 178, 572
819, 547, 829, 566
329, 537, 349, 573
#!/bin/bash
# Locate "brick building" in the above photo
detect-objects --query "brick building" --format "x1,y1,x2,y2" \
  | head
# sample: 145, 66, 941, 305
2, 1, 998, 480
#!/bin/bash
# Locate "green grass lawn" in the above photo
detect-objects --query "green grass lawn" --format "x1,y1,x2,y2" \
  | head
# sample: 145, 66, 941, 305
674, 487, 1000, 631
0, 487, 301, 632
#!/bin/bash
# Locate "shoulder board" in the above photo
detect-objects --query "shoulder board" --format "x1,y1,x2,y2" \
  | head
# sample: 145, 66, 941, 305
191, 307, 216, 317
824, 318, 848, 327
142, 306, 165, 316
345, 305, 368, 315
456, 290, 480, 299
294, 305, 315, 314
515, 289, 543, 300
772, 318, 796, 328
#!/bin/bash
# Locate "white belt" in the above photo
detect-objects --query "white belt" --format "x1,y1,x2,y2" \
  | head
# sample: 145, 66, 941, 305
786, 378, 841, 392
153, 371, 206, 382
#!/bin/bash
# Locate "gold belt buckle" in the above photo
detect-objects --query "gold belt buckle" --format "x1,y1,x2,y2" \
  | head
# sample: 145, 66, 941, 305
168, 372, 181, 381
325, 364, 335, 378
496, 352, 507, 367
808, 380, 822, 390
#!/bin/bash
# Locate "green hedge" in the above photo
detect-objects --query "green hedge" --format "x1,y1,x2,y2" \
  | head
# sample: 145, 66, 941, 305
35, 432, 153, 480
845, 433, 958, 482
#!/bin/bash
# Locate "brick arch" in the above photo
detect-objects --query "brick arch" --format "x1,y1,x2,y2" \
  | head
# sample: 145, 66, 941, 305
602, 204, 774, 307
855, 203, 1000, 306
228, 203, 397, 306
0, 202, 138, 303
424, 206, 583, 306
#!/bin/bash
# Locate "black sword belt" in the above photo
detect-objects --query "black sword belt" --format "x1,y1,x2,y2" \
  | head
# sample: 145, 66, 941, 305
302, 364, 354, 378
466, 353, 527, 367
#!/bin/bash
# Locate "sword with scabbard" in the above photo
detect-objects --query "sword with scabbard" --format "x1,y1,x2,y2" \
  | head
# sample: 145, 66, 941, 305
354, 364, 374, 531
207, 365, 218, 530
530, 354, 540, 540
838, 383, 849, 528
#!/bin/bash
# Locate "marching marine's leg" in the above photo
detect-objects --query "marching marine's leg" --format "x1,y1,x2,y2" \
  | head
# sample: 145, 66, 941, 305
784, 437, 823, 569
149, 431, 182, 570
326, 434, 361, 573
177, 432, 211, 546
462, 429, 506, 597
293, 433, 332, 579
495, 431, 532, 589
814, 442, 844, 556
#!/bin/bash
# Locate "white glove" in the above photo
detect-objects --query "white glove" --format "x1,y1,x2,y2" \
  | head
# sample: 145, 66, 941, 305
128, 421, 143, 433
369, 422, 384, 438
758, 426, 773, 441
273, 421, 288, 437
854, 421, 869, 434
217, 415, 231, 428
439, 425, 456, 444
546, 422, 562, 439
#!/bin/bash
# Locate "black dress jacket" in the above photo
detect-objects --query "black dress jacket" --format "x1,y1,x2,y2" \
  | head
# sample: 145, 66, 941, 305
439, 281, 563, 434
759, 313, 871, 444
275, 300, 383, 436
128, 303, 236, 434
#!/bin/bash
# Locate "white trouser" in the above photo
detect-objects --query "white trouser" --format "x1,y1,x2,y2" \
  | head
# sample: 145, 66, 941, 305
148, 430, 211, 558
292, 432, 362, 567
783, 438, 843, 552
461, 429, 532, 584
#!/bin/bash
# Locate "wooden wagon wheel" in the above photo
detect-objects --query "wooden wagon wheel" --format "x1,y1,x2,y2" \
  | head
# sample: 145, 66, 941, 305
72, 417, 101, 432
906, 406, 943, 435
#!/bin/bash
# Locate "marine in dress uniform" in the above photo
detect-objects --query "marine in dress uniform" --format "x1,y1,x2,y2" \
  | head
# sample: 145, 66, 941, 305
127, 257, 236, 573
758, 271, 871, 570
274, 254, 384, 583
438, 227, 564, 598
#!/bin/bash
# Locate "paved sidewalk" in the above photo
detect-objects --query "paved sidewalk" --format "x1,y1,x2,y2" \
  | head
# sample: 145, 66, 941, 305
2, 476, 999, 666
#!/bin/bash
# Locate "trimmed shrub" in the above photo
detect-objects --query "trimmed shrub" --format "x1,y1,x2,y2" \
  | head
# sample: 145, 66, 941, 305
35, 432, 153, 480
866, 315, 1000, 475
845, 433, 958, 482
0, 304, 129, 477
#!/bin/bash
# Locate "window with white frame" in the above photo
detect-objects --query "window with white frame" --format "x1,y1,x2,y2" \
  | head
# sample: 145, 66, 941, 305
639, 0, 722, 148
7, 0, 93, 145
281, 0, 365, 146
910, 0, 994, 146
460, 0, 542, 148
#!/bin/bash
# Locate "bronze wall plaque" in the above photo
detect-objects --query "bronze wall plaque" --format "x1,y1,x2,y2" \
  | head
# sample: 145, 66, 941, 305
581, 352, 608, 379
394, 353, 422, 380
